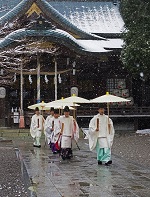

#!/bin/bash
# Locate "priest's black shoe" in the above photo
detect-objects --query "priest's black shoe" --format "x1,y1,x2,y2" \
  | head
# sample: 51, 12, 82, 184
107, 160, 112, 164
98, 161, 102, 165
33, 144, 41, 148
105, 160, 112, 166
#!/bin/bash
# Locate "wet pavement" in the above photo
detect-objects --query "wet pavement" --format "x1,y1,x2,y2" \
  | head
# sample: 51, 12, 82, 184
0, 139, 28, 197
13, 135, 150, 197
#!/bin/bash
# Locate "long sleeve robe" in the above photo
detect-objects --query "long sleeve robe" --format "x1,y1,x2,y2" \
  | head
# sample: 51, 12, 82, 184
59, 115, 79, 148
44, 115, 54, 144
49, 117, 61, 144
30, 114, 44, 138
89, 114, 115, 151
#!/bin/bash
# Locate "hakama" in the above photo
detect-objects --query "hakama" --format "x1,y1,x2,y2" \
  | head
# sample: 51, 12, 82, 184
59, 115, 79, 160
44, 115, 54, 146
30, 114, 44, 147
50, 118, 61, 153
89, 114, 114, 164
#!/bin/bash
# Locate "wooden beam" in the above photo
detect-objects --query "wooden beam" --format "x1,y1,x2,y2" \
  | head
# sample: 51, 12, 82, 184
7, 69, 71, 75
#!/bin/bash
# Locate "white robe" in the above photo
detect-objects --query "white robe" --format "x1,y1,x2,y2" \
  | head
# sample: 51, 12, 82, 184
89, 114, 115, 151
30, 114, 44, 138
44, 115, 54, 144
59, 115, 79, 148
49, 117, 61, 144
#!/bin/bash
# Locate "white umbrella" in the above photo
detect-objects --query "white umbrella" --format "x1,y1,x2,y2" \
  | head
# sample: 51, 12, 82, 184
45, 99, 80, 108
45, 98, 79, 115
90, 92, 130, 113
47, 104, 76, 110
90, 92, 130, 103
60, 94, 90, 118
90, 92, 131, 133
28, 101, 49, 110
61, 94, 90, 103
28, 102, 75, 111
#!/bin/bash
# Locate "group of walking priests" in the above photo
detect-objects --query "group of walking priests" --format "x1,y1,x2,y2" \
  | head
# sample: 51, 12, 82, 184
30, 106, 79, 160
30, 104, 115, 165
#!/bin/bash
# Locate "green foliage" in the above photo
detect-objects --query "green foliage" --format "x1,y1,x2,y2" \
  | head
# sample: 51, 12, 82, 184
120, 0, 150, 80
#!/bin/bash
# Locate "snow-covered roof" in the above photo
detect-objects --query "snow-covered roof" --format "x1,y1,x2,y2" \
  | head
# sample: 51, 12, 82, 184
0, 0, 105, 40
0, 0, 124, 34
0, 0, 123, 54
78, 39, 123, 52
0, 0, 21, 17
0, 27, 113, 54
49, 1, 125, 34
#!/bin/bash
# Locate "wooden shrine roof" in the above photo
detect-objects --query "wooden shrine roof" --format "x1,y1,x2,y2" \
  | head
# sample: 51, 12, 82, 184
0, 0, 124, 36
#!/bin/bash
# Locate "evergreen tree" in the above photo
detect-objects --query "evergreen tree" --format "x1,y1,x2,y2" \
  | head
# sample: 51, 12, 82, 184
120, 0, 150, 80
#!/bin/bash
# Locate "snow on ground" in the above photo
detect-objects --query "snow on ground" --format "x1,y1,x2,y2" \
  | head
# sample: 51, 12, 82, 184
136, 129, 150, 134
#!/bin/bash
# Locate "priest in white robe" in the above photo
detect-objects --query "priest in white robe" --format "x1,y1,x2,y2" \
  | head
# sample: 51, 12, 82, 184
59, 106, 79, 160
44, 107, 54, 146
30, 107, 45, 148
89, 104, 115, 165
48, 109, 61, 153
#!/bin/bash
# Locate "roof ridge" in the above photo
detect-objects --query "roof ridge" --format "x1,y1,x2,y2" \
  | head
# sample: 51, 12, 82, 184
0, 0, 106, 40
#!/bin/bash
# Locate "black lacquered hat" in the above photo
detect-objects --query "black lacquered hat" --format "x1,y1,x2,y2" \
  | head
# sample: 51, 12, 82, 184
54, 109, 59, 114
35, 107, 39, 111
98, 103, 106, 109
50, 107, 54, 112
63, 106, 70, 112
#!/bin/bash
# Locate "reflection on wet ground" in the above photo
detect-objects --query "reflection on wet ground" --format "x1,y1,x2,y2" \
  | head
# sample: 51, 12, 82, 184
14, 139, 150, 197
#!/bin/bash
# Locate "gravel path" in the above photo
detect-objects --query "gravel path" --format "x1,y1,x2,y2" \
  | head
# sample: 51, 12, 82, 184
112, 133, 150, 168
0, 140, 28, 197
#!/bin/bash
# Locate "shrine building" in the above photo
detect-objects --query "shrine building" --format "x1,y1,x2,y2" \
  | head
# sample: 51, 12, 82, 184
0, 0, 149, 130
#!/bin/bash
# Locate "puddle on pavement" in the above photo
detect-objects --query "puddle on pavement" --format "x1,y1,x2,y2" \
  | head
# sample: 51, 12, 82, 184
76, 154, 89, 158
132, 171, 143, 176
80, 188, 90, 195
48, 155, 60, 159
78, 182, 94, 187
79, 194, 89, 197
48, 155, 60, 163
126, 165, 139, 171
130, 185, 146, 190
30, 149, 36, 155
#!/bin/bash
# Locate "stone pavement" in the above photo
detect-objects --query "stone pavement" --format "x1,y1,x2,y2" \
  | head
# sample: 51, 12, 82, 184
13, 137, 150, 197
0, 139, 28, 197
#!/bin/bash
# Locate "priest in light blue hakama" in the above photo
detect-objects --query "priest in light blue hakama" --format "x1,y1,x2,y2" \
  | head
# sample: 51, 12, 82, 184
89, 104, 115, 165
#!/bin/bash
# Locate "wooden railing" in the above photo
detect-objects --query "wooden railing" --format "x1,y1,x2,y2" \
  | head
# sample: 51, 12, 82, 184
5, 106, 150, 128
76, 106, 150, 117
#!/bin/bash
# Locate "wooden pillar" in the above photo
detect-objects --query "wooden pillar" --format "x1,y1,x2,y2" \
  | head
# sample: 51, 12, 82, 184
37, 54, 40, 103
19, 61, 25, 128
54, 58, 57, 100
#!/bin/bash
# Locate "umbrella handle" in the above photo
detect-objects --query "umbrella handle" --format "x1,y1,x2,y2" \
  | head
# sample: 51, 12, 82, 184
107, 103, 110, 118
107, 103, 110, 134
74, 140, 80, 150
